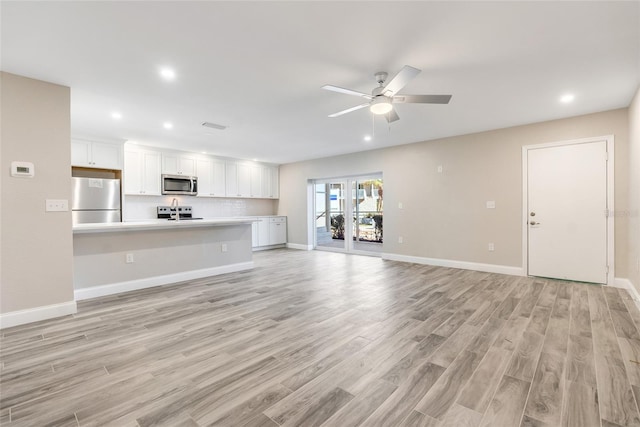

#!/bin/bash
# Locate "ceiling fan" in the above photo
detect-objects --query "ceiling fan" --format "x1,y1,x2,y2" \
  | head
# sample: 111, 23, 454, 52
322, 65, 452, 123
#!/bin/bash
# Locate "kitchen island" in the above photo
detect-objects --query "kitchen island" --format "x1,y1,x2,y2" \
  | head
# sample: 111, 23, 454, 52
73, 218, 255, 300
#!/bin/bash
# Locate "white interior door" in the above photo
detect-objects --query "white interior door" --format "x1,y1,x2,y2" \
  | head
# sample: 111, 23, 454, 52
527, 140, 608, 284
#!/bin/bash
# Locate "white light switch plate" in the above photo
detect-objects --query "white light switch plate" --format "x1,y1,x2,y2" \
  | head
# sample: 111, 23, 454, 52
486, 201, 496, 209
45, 199, 69, 212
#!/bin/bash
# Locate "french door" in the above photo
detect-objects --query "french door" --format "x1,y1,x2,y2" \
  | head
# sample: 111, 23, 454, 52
313, 175, 383, 255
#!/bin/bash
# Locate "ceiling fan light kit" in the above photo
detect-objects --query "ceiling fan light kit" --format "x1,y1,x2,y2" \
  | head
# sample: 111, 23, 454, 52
323, 65, 452, 122
369, 97, 393, 115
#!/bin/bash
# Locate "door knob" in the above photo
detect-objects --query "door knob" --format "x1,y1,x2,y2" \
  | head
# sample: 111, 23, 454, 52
530, 212, 536, 216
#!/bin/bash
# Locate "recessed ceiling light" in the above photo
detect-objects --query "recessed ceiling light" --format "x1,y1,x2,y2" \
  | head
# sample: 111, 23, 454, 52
252, 158, 258, 162
159, 67, 176, 81
560, 94, 575, 103
163, 122, 173, 129
364, 135, 372, 142
201, 151, 207, 154
111, 112, 122, 120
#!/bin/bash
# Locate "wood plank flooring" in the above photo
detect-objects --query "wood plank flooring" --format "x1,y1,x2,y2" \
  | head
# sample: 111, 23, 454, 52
2, 249, 640, 426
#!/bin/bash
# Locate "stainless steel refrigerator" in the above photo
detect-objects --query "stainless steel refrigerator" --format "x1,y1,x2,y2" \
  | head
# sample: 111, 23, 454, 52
71, 177, 121, 224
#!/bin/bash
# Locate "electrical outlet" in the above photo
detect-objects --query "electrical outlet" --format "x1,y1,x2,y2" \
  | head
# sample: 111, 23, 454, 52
125, 253, 134, 263
488, 243, 495, 251
398, 236, 404, 244
45, 199, 69, 212
221, 243, 228, 252
437, 165, 443, 173
398, 202, 403, 209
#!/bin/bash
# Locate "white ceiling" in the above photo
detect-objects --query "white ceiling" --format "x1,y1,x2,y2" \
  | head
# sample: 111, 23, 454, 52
2, 1, 639, 164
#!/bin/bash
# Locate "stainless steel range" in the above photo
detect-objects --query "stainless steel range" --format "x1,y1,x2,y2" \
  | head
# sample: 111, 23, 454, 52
157, 205, 203, 221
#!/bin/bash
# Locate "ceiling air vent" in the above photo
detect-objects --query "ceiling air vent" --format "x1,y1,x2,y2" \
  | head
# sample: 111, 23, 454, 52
202, 121, 227, 130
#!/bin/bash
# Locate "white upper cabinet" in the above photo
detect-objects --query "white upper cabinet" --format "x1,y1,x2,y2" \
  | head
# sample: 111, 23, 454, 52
250, 165, 262, 198
71, 139, 122, 169
237, 163, 251, 197
227, 162, 279, 199
162, 154, 196, 176
121, 144, 279, 200
196, 158, 226, 197
225, 162, 238, 197
261, 166, 279, 199
226, 161, 252, 198
124, 147, 161, 195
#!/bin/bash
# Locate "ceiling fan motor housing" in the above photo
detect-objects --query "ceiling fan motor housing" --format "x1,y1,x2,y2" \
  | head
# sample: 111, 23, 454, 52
374, 71, 388, 85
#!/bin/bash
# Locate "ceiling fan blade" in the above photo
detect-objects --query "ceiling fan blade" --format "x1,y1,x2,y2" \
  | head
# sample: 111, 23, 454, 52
328, 103, 370, 118
382, 65, 421, 96
322, 85, 372, 99
385, 109, 400, 123
393, 94, 452, 104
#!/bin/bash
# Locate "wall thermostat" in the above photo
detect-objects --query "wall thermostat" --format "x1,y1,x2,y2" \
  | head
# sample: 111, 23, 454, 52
11, 161, 35, 178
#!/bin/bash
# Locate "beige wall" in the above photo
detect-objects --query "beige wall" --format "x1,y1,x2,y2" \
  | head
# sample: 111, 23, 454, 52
279, 108, 630, 277
629, 86, 640, 290
0, 72, 75, 314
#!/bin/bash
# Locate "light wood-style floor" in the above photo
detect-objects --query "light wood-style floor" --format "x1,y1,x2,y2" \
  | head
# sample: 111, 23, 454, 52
2, 249, 640, 427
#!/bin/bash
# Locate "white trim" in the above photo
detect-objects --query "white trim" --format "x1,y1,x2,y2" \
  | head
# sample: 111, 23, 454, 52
612, 277, 640, 300
0, 301, 77, 329
381, 253, 524, 277
521, 135, 615, 285
253, 244, 287, 252
286, 243, 313, 251
74, 261, 254, 301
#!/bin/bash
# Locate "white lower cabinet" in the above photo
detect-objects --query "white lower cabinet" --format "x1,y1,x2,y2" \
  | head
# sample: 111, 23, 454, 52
251, 221, 259, 247
252, 216, 287, 248
269, 217, 287, 245
257, 217, 270, 246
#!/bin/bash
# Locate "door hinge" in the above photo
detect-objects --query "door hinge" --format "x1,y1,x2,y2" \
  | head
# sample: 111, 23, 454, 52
605, 152, 609, 161
606, 265, 610, 274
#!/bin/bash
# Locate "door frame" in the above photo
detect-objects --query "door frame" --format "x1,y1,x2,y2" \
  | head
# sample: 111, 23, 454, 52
521, 135, 614, 285
311, 173, 383, 256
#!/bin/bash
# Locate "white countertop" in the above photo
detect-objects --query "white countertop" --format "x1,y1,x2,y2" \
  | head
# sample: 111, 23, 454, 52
73, 217, 257, 234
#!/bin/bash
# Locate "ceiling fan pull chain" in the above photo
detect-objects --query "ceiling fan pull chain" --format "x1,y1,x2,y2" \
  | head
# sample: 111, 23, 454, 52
372, 113, 375, 138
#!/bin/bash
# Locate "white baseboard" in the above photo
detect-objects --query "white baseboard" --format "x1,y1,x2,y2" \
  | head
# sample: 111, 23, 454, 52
74, 261, 254, 301
253, 244, 287, 252
0, 301, 77, 329
381, 253, 525, 277
612, 277, 640, 304
286, 243, 313, 251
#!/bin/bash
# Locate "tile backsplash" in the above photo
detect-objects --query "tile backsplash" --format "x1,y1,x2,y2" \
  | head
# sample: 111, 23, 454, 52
124, 195, 277, 220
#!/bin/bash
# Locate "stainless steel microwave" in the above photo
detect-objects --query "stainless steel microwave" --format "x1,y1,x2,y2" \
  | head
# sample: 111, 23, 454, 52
161, 174, 198, 196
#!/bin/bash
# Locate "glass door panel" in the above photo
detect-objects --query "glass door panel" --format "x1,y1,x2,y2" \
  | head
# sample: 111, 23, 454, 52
352, 179, 383, 253
315, 182, 347, 250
